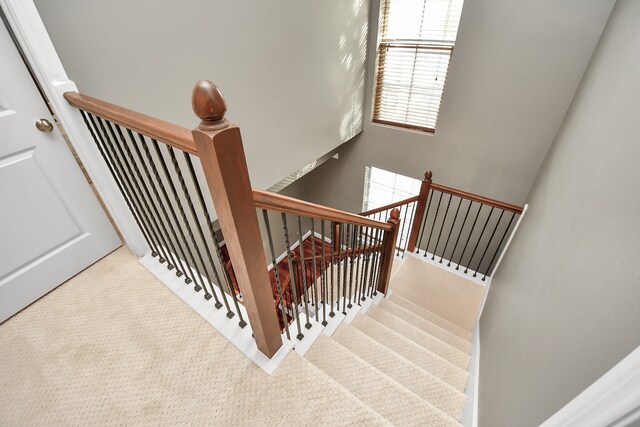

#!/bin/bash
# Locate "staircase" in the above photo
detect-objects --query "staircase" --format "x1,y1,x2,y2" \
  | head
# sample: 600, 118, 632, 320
63, 79, 521, 426
300, 254, 480, 426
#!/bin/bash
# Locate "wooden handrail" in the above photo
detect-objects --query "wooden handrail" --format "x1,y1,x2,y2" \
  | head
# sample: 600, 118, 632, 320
253, 190, 393, 231
64, 92, 198, 155
360, 195, 420, 217
430, 183, 523, 214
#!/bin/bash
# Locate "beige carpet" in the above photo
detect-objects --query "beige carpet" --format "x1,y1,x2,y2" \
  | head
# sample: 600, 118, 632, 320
390, 256, 485, 330
0, 248, 483, 426
0, 248, 386, 426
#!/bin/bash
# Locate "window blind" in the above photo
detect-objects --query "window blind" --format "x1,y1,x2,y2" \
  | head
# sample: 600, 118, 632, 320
373, 0, 465, 132
362, 166, 421, 212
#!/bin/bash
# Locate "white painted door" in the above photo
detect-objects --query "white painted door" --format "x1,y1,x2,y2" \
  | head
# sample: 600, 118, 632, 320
0, 20, 121, 322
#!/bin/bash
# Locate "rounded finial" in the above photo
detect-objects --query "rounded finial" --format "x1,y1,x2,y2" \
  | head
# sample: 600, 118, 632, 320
192, 80, 229, 130
425, 170, 433, 180
390, 208, 401, 220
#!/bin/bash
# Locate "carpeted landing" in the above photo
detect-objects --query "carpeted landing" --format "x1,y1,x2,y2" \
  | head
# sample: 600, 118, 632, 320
0, 247, 483, 426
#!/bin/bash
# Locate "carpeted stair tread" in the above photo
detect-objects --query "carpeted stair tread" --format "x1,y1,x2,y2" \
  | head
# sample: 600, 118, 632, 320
333, 324, 467, 420
367, 306, 471, 370
351, 315, 469, 391
389, 293, 472, 341
378, 300, 471, 353
306, 335, 461, 427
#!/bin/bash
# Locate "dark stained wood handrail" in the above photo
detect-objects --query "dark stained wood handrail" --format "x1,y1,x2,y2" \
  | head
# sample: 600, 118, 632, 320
430, 183, 523, 214
360, 195, 421, 217
64, 92, 198, 155
253, 190, 393, 231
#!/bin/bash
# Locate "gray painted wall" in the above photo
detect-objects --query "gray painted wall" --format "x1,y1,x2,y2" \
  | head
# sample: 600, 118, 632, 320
34, 0, 369, 191
479, 1, 640, 425
298, 0, 614, 214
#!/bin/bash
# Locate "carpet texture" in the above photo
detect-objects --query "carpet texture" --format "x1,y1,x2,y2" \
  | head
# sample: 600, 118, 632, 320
1, 247, 483, 426
0, 248, 387, 426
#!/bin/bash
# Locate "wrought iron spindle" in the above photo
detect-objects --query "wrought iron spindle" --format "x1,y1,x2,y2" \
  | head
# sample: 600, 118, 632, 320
89, 115, 172, 266
398, 203, 410, 256
402, 201, 416, 255
330, 222, 337, 317
107, 123, 183, 274
262, 210, 290, 339
482, 212, 517, 281
347, 225, 358, 308
341, 223, 349, 313
281, 213, 303, 340
456, 203, 483, 271
183, 152, 245, 312
432, 194, 453, 261
352, 226, 362, 304
309, 219, 319, 320
473, 209, 504, 277
369, 227, 383, 298
129, 132, 196, 282
424, 191, 443, 257
464, 207, 494, 274
359, 226, 371, 302
440, 197, 462, 263
148, 139, 201, 284
449, 199, 473, 267
167, 147, 227, 311
320, 219, 328, 325
79, 111, 158, 260
416, 190, 434, 253
296, 216, 312, 329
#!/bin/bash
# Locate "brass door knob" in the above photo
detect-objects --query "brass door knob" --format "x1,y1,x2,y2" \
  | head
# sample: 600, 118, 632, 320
35, 118, 54, 133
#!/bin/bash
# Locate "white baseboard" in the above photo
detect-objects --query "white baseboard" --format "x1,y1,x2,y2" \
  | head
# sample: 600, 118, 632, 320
461, 322, 480, 427
140, 253, 294, 375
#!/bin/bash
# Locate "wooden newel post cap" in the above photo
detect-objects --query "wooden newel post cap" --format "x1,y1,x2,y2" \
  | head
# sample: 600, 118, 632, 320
390, 208, 401, 221
425, 170, 433, 180
192, 80, 230, 131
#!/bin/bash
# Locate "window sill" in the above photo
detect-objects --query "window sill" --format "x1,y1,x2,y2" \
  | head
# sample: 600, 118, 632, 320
370, 119, 437, 137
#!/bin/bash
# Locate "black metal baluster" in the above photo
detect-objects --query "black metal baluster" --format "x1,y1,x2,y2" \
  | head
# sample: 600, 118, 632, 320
262, 210, 290, 339
353, 226, 364, 305
147, 140, 200, 285
440, 197, 462, 264
449, 199, 473, 267
432, 194, 453, 261
368, 227, 382, 298
416, 190, 434, 253
341, 223, 349, 313
483, 212, 517, 281
309, 219, 319, 320
329, 222, 340, 317
464, 207, 494, 274
281, 213, 303, 340
167, 148, 225, 309
347, 225, 358, 309
359, 226, 371, 302
473, 209, 505, 278
90, 115, 172, 266
296, 216, 312, 329
424, 191, 443, 257
183, 152, 244, 311
148, 141, 205, 289
126, 132, 193, 283
398, 204, 410, 256
456, 203, 483, 271
320, 219, 328, 325
105, 123, 182, 273
80, 112, 158, 260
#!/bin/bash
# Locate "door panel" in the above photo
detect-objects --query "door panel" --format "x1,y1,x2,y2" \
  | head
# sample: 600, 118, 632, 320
0, 19, 121, 322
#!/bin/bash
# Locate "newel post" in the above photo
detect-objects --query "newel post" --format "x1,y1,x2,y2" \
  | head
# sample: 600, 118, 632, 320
377, 208, 401, 295
406, 170, 433, 252
190, 80, 282, 358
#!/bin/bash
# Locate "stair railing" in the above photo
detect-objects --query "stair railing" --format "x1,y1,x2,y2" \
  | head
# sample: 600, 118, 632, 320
361, 170, 524, 281
64, 80, 401, 359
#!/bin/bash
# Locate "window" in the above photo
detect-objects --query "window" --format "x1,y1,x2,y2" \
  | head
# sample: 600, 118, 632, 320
373, 0, 465, 133
363, 166, 421, 248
